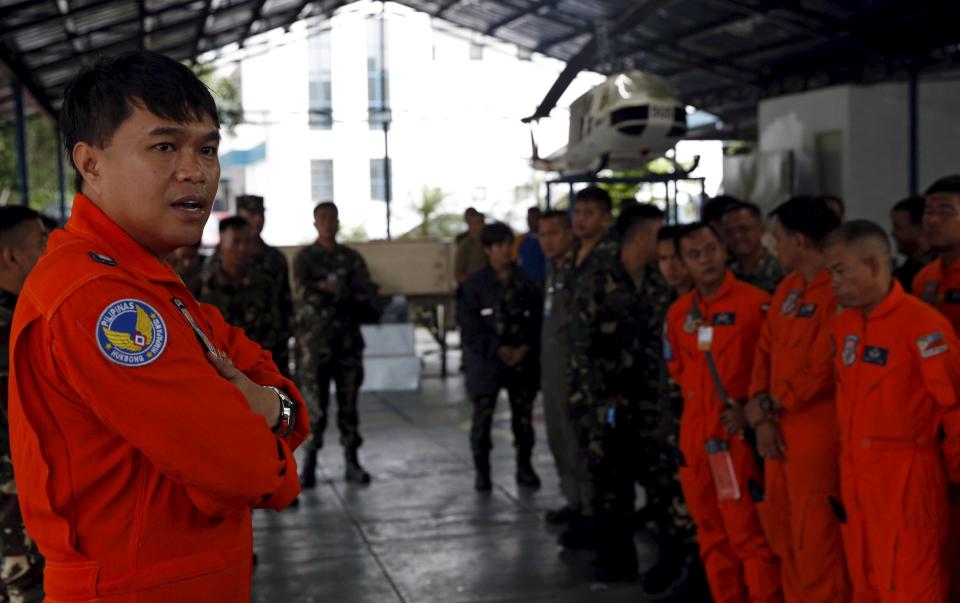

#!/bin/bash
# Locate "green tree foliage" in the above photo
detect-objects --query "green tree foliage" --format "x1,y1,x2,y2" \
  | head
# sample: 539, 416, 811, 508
0, 115, 70, 211
192, 62, 244, 134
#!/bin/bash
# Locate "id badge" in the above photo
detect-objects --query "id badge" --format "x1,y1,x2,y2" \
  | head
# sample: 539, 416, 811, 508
697, 326, 714, 351
705, 438, 740, 501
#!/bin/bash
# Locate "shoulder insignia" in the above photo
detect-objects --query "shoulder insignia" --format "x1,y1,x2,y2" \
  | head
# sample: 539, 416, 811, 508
918, 332, 948, 359
88, 251, 117, 266
96, 299, 167, 367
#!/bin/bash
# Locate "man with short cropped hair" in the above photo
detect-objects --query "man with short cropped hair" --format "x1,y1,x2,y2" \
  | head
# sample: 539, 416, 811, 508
236, 195, 294, 377
199, 217, 287, 357
664, 222, 780, 602
538, 210, 593, 526
295, 202, 381, 486
564, 186, 643, 581
9, 51, 308, 600
891, 195, 935, 292
722, 201, 784, 293
460, 222, 542, 492
826, 219, 960, 602
0, 206, 46, 602
746, 197, 849, 602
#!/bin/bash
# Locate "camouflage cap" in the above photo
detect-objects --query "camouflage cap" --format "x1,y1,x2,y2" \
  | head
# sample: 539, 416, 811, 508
236, 194, 265, 213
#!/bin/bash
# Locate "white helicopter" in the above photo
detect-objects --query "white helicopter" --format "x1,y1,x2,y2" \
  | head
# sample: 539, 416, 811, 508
530, 70, 688, 174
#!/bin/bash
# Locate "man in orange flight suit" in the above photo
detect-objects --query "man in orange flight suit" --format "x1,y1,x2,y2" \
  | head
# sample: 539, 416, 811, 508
912, 175, 960, 598
746, 197, 850, 602
8, 52, 308, 602
825, 220, 960, 603
664, 222, 782, 603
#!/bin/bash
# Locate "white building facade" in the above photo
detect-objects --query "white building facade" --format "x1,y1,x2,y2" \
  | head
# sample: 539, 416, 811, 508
212, 1, 609, 246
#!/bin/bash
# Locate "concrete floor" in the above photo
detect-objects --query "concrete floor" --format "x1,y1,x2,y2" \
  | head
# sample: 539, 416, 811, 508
251, 374, 656, 602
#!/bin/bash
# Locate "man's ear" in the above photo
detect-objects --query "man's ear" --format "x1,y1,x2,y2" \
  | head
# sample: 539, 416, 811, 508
0, 246, 16, 270
73, 142, 102, 197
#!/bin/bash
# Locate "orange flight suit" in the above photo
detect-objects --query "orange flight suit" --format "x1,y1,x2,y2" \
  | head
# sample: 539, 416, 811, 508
9, 195, 309, 602
913, 258, 960, 333
912, 257, 960, 599
833, 281, 960, 603
749, 270, 850, 602
665, 270, 782, 603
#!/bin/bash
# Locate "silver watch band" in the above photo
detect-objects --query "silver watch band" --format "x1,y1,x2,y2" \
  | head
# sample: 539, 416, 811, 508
266, 386, 296, 438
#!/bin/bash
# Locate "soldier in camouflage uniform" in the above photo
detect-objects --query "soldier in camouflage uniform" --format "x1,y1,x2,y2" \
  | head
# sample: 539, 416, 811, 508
199, 217, 288, 362
459, 222, 542, 492
236, 195, 294, 377
721, 201, 784, 293
564, 187, 647, 582
295, 202, 381, 486
168, 241, 204, 297
0, 207, 46, 602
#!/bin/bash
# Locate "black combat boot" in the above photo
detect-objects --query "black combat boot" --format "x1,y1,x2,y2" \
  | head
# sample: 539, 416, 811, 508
592, 512, 639, 583
474, 452, 492, 492
299, 445, 318, 488
344, 448, 371, 484
515, 449, 541, 489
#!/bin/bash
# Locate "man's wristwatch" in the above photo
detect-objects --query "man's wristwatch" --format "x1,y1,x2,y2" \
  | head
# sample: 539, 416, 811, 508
266, 386, 296, 438
759, 395, 776, 412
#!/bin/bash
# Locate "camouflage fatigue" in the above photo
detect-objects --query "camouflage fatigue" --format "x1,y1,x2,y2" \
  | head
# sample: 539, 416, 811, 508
565, 236, 648, 561
541, 262, 594, 513
251, 240, 294, 376
294, 243, 377, 451
198, 255, 289, 360
633, 267, 697, 544
460, 265, 542, 455
730, 250, 784, 294
0, 290, 44, 603
175, 258, 204, 298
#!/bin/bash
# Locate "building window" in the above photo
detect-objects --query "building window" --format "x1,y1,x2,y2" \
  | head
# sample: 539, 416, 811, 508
308, 29, 333, 129
311, 160, 334, 204
370, 158, 392, 201
367, 16, 390, 130
470, 42, 484, 61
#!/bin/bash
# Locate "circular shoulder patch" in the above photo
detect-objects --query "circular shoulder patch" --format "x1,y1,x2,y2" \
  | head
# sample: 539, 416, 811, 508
96, 299, 168, 367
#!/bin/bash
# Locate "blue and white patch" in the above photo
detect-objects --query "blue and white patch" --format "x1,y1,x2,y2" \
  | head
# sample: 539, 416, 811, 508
841, 334, 859, 367
918, 332, 948, 359
780, 289, 802, 315
96, 299, 167, 367
663, 327, 674, 362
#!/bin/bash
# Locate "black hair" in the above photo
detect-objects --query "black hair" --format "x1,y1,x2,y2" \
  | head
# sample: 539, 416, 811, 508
575, 186, 612, 213
616, 203, 664, 243
925, 175, 960, 197
722, 200, 763, 220
891, 196, 926, 224
0, 206, 41, 241
528, 206, 542, 215
822, 219, 891, 256
675, 221, 722, 255
60, 51, 220, 191
481, 222, 514, 248
540, 209, 571, 228
657, 224, 684, 243
701, 194, 741, 223
314, 201, 338, 217
464, 207, 479, 218
218, 216, 249, 234
769, 196, 840, 244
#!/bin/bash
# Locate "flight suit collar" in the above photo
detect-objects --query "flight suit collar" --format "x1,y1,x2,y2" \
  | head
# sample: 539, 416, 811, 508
866, 279, 905, 321
693, 269, 736, 307
806, 268, 832, 292
66, 194, 181, 285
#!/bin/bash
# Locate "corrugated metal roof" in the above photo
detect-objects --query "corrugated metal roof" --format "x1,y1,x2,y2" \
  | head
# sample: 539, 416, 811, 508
1, 0, 959, 138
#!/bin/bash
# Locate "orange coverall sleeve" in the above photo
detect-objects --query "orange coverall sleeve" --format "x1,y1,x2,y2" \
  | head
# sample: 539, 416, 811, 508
47, 279, 302, 515
914, 326, 960, 482
748, 309, 773, 399
664, 303, 684, 383
198, 301, 310, 454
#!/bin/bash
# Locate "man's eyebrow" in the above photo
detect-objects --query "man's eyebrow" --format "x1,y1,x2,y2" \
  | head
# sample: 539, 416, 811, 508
147, 126, 221, 142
